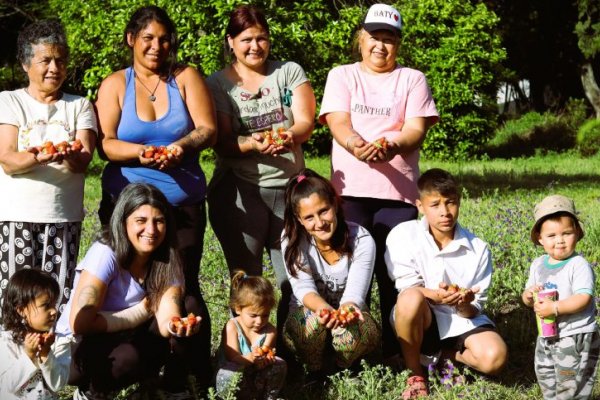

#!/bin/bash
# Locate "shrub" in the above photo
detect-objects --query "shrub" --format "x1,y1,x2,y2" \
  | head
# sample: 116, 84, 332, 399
483, 111, 576, 158
560, 97, 591, 130
577, 118, 600, 156
48, 0, 506, 160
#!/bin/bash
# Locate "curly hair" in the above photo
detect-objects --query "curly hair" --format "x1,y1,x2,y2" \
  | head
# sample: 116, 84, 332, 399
17, 19, 69, 66
229, 270, 276, 312
1, 269, 59, 345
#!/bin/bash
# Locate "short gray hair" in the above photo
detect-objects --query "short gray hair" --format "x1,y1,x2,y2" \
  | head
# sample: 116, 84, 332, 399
17, 19, 69, 66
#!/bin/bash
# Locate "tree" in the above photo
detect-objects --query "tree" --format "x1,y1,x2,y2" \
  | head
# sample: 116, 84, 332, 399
0, 0, 47, 90
48, 0, 506, 159
399, 0, 506, 159
575, 0, 600, 118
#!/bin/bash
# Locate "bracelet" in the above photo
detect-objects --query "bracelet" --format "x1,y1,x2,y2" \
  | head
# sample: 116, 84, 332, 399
553, 301, 559, 317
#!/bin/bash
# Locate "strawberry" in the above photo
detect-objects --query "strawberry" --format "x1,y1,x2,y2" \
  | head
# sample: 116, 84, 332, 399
41, 141, 57, 155
70, 139, 83, 152
372, 137, 388, 150
55, 141, 69, 152
447, 284, 459, 294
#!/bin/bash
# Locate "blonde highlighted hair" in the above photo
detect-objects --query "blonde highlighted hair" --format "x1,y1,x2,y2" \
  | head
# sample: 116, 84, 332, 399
229, 270, 276, 312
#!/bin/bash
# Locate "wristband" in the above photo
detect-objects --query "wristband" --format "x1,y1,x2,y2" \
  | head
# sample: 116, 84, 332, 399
553, 302, 559, 317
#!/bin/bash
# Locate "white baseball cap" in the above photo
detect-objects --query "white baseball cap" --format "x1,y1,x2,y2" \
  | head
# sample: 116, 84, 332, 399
363, 4, 402, 35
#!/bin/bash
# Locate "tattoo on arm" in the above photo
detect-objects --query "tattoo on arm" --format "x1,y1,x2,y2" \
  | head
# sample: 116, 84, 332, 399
177, 127, 214, 151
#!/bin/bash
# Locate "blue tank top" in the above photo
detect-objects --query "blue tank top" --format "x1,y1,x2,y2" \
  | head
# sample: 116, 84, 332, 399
101, 67, 206, 205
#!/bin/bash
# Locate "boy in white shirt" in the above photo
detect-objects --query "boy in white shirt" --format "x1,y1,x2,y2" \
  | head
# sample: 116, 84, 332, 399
385, 168, 507, 399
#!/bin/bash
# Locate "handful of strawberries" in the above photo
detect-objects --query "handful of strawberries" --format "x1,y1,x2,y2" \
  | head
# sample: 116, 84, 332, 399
318, 305, 360, 325
27, 139, 83, 155
142, 145, 178, 162
371, 137, 388, 150
252, 344, 276, 362
168, 312, 201, 336
262, 127, 289, 146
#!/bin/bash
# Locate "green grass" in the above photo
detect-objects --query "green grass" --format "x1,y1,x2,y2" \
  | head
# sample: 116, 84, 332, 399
63, 152, 600, 399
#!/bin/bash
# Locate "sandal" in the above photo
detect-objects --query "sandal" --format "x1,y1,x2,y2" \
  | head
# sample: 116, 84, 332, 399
402, 375, 429, 399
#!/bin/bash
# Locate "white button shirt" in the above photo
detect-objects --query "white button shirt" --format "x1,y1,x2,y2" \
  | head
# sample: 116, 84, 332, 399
385, 217, 494, 339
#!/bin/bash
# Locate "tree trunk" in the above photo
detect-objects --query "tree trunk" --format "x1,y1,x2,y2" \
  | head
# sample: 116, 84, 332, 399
581, 61, 600, 119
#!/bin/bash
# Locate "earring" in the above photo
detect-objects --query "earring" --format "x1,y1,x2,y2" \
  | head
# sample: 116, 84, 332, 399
21, 317, 27, 326
229, 47, 234, 54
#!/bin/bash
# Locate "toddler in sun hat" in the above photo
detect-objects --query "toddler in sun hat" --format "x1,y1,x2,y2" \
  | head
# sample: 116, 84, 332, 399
522, 194, 599, 400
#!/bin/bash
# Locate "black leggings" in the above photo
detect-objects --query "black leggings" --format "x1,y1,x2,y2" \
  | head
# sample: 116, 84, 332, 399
341, 195, 418, 356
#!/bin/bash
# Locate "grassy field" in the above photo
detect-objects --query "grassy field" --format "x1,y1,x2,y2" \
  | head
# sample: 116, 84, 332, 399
68, 151, 600, 399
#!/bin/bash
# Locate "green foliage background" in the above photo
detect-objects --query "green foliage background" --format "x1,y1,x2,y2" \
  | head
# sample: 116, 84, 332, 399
48, 0, 505, 159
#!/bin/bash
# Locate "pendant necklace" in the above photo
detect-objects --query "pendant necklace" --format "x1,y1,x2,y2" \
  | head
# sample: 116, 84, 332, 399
134, 71, 160, 102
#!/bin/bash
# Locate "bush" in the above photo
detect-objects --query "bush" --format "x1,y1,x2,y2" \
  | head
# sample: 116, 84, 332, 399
577, 118, 600, 156
483, 111, 576, 158
49, 0, 506, 160
560, 97, 591, 130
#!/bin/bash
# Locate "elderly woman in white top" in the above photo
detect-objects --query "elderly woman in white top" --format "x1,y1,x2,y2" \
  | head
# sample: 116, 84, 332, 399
0, 19, 96, 315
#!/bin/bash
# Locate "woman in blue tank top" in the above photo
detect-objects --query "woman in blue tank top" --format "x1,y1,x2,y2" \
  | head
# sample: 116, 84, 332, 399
94, 5, 216, 396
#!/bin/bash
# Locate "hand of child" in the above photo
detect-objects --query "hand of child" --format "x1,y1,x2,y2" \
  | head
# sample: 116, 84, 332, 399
23, 332, 52, 361
38, 332, 55, 361
437, 282, 462, 306
251, 345, 276, 369
523, 284, 543, 306
534, 298, 556, 319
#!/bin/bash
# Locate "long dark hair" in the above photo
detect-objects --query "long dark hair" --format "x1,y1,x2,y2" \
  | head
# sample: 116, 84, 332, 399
224, 4, 270, 60
283, 169, 352, 277
1, 269, 59, 344
124, 5, 179, 77
100, 183, 183, 312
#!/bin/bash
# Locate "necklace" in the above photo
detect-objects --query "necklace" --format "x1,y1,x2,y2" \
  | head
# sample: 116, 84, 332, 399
134, 71, 161, 102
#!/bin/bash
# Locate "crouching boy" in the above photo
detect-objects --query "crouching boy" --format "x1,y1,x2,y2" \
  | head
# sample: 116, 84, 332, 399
385, 168, 507, 399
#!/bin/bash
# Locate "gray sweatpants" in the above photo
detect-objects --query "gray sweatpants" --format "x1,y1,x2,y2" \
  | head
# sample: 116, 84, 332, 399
535, 330, 600, 400
207, 171, 287, 286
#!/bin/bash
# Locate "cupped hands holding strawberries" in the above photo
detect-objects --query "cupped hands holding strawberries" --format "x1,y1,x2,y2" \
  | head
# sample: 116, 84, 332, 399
26, 139, 84, 165
249, 127, 294, 156
317, 304, 363, 329
139, 144, 183, 170
23, 331, 54, 362
346, 134, 398, 163
167, 312, 202, 337
250, 344, 277, 369
437, 282, 480, 307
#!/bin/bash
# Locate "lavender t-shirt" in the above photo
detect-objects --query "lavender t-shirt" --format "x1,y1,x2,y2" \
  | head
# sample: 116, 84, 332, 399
319, 63, 438, 205
56, 242, 145, 336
